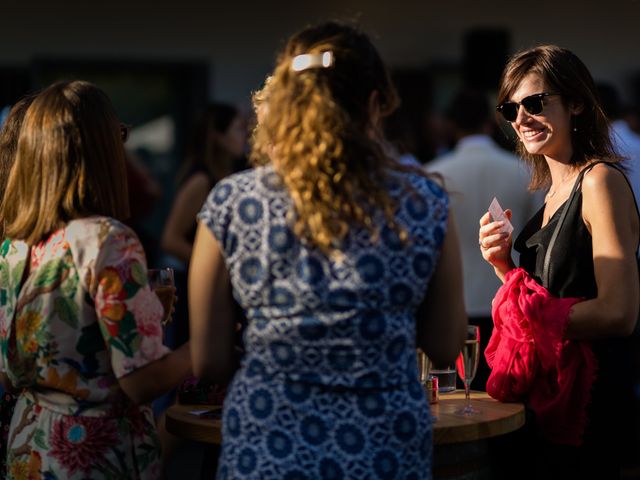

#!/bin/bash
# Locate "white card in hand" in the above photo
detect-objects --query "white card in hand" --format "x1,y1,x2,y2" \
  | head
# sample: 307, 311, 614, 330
488, 197, 514, 235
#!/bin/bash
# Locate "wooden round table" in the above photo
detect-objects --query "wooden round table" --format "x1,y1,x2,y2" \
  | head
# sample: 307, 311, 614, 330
166, 392, 524, 479
165, 404, 223, 445
430, 391, 525, 478
431, 391, 524, 444
165, 391, 524, 446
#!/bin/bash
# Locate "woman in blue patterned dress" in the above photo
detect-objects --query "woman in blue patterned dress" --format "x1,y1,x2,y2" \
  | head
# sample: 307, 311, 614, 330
189, 22, 467, 480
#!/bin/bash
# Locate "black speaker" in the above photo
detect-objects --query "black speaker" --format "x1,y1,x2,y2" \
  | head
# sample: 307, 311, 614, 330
463, 29, 510, 90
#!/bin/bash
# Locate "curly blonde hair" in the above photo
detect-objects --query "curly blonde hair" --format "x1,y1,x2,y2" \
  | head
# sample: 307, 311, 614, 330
251, 22, 421, 253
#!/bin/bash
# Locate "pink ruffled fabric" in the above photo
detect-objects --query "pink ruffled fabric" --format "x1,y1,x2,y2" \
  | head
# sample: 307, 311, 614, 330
485, 268, 597, 445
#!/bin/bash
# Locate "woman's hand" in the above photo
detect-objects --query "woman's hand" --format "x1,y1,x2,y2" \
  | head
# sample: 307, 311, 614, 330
479, 209, 515, 282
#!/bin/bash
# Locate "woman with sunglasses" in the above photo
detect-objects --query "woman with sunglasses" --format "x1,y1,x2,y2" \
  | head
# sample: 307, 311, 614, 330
480, 45, 639, 478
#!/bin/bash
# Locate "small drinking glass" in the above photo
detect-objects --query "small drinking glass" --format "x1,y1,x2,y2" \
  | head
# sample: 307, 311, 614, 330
455, 325, 481, 415
148, 268, 175, 325
430, 362, 457, 393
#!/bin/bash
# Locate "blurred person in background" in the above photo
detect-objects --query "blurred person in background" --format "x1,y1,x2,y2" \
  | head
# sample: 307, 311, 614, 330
0, 93, 35, 480
428, 88, 540, 390
383, 70, 428, 167
481, 45, 639, 479
158, 101, 247, 472
0, 96, 34, 225
0, 80, 191, 479
124, 149, 164, 268
189, 21, 466, 479
162, 103, 247, 268
0, 106, 9, 128
161, 103, 246, 353
597, 82, 640, 209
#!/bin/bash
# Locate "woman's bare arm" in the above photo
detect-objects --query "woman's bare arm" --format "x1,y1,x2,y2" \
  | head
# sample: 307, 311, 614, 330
565, 164, 639, 338
118, 342, 192, 405
416, 212, 468, 365
188, 222, 237, 383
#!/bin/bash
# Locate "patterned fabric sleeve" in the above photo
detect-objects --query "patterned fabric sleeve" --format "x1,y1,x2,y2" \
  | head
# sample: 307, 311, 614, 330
405, 174, 449, 253
93, 222, 170, 378
197, 176, 238, 255
423, 177, 449, 252
0, 240, 30, 384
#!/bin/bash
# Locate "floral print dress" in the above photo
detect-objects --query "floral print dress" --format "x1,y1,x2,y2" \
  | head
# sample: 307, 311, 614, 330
0, 216, 170, 479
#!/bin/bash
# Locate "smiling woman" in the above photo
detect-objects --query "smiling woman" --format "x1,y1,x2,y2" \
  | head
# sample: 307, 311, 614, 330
479, 45, 639, 479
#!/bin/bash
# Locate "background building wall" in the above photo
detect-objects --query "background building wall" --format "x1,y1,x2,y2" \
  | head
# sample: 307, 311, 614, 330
1, 0, 639, 104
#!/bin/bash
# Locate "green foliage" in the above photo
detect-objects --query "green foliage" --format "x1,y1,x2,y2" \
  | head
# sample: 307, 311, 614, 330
130, 262, 146, 287
54, 296, 79, 329
10, 260, 25, 293
33, 259, 64, 288
33, 427, 48, 450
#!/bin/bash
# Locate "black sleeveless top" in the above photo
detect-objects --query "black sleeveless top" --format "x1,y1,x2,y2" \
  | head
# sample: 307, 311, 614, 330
514, 161, 639, 455
515, 188, 596, 299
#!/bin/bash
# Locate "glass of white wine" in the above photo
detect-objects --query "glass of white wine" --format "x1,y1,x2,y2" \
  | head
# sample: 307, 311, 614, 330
416, 348, 432, 386
147, 268, 175, 325
455, 325, 481, 415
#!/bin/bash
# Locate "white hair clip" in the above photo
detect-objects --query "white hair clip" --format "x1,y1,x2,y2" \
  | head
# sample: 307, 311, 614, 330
291, 51, 334, 72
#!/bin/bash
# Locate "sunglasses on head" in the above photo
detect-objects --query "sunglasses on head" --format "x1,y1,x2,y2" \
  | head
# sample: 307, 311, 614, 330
496, 93, 560, 122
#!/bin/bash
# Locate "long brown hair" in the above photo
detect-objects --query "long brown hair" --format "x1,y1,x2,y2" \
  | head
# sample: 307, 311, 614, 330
0, 95, 36, 238
0, 80, 129, 245
251, 22, 416, 253
497, 45, 620, 190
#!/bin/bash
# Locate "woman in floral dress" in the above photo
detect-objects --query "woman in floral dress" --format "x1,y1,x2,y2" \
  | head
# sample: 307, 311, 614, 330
0, 80, 192, 479
0, 94, 35, 479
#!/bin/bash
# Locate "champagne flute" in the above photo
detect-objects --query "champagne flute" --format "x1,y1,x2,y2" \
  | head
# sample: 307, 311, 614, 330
455, 325, 481, 415
148, 268, 175, 325
417, 348, 432, 385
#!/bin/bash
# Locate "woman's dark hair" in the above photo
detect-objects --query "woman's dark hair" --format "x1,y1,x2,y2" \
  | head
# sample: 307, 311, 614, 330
178, 102, 239, 185
497, 45, 620, 190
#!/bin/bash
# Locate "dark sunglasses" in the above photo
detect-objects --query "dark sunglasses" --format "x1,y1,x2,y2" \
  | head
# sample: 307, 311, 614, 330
496, 93, 560, 122
120, 123, 132, 143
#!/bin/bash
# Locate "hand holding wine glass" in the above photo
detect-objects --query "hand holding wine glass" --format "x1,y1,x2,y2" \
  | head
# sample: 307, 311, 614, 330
455, 325, 481, 415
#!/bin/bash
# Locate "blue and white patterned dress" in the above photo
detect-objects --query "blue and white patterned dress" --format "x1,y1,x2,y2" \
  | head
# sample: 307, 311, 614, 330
198, 165, 449, 480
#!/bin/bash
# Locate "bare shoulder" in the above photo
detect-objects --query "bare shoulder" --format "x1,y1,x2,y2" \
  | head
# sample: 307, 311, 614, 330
175, 173, 212, 205
581, 162, 637, 230
181, 172, 211, 193
582, 162, 630, 200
